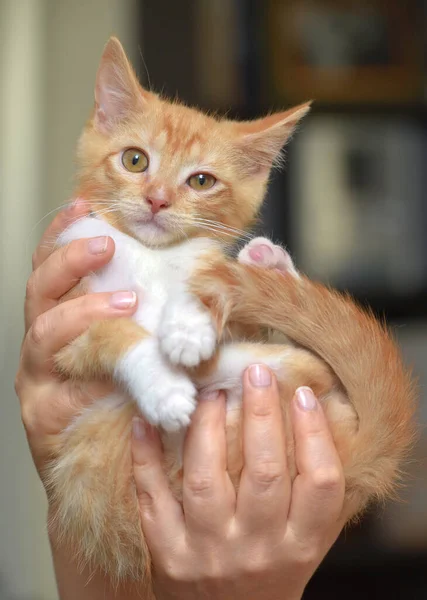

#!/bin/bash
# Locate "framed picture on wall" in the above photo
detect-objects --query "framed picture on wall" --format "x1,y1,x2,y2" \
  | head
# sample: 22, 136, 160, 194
267, 0, 424, 104
287, 113, 427, 298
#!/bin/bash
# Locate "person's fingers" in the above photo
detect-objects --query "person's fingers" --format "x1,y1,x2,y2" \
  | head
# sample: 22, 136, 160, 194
132, 417, 185, 559
19, 379, 115, 464
182, 391, 235, 537
25, 236, 116, 329
236, 365, 290, 533
32, 199, 89, 269
21, 291, 137, 379
287, 387, 345, 546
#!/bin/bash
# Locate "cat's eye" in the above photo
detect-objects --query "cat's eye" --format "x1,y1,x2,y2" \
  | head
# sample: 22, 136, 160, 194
121, 148, 149, 173
187, 173, 216, 191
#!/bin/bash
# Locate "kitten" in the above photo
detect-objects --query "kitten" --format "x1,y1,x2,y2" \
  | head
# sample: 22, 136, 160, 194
46, 37, 416, 591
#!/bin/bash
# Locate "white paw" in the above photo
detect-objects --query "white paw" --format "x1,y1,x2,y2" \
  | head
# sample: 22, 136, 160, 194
158, 295, 217, 368
116, 339, 198, 431
238, 237, 298, 277
143, 376, 197, 431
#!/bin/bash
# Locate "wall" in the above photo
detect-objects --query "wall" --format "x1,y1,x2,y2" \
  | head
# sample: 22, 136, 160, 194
0, 1, 138, 597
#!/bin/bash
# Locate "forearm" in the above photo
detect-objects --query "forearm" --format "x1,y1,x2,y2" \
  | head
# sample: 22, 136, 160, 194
48, 514, 143, 600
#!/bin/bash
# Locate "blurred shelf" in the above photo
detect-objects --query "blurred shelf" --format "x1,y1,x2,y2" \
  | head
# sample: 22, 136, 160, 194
215, 102, 427, 121
310, 102, 427, 120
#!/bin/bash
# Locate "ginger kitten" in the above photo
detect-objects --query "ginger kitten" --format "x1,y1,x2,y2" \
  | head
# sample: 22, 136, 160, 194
46, 37, 416, 593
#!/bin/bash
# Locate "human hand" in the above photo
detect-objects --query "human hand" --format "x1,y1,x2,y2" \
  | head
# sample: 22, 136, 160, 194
15, 200, 138, 477
132, 366, 346, 600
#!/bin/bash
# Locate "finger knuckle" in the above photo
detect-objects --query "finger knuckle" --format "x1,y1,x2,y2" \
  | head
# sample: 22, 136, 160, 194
293, 544, 319, 569
251, 459, 283, 488
160, 558, 187, 583
59, 242, 73, 271
240, 550, 274, 577
136, 488, 156, 511
250, 399, 274, 419
25, 273, 38, 301
311, 466, 343, 495
185, 469, 215, 497
20, 401, 38, 436
80, 294, 100, 314
29, 314, 49, 347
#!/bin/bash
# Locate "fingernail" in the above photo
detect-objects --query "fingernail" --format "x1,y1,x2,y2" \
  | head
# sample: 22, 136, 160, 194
88, 236, 108, 254
248, 364, 272, 388
296, 387, 317, 411
199, 389, 220, 401
110, 291, 137, 309
132, 417, 145, 441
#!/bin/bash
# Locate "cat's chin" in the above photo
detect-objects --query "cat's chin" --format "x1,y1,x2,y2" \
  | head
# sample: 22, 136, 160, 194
128, 219, 177, 246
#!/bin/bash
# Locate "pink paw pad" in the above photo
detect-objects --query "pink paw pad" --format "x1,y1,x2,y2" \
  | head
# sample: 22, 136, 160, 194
238, 237, 298, 276
248, 243, 274, 263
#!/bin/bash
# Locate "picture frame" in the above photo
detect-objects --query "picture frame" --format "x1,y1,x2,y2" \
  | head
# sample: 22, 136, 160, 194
267, 0, 424, 104
286, 113, 427, 298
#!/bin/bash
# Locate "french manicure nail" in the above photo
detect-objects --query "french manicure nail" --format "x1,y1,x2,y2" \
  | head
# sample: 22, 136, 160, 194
199, 389, 220, 401
132, 417, 145, 441
88, 236, 108, 254
248, 364, 272, 388
110, 291, 137, 309
296, 387, 317, 411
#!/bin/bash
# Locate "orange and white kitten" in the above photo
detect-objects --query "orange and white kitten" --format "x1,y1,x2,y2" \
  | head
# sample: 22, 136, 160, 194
47, 37, 416, 591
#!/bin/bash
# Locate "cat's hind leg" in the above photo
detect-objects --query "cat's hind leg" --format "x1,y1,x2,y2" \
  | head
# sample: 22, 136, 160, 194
238, 237, 299, 277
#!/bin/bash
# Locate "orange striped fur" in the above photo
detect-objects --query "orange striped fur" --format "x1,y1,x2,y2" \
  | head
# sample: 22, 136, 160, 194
45, 37, 417, 589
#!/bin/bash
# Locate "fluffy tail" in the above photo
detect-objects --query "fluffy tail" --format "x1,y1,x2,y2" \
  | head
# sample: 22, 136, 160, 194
192, 261, 417, 511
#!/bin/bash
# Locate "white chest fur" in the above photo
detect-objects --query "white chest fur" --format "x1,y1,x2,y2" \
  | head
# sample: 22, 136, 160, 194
58, 216, 219, 333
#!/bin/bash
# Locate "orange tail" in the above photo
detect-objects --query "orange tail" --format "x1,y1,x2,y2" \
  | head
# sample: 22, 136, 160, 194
193, 261, 418, 509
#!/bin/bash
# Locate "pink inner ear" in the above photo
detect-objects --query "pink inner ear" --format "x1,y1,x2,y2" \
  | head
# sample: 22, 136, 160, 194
234, 101, 312, 172
94, 37, 143, 131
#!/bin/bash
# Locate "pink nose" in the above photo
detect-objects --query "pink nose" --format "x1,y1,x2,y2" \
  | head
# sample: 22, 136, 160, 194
146, 196, 170, 214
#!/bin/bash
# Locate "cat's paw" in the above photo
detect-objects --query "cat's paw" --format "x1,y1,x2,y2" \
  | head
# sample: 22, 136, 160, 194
238, 237, 298, 277
117, 339, 198, 431
158, 295, 217, 368
143, 377, 197, 431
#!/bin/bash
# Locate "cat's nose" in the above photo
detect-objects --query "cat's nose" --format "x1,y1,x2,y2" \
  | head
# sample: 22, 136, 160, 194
146, 196, 170, 214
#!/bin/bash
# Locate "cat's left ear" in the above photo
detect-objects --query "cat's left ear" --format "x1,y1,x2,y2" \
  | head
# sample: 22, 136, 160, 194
234, 101, 311, 173
94, 37, 148, 133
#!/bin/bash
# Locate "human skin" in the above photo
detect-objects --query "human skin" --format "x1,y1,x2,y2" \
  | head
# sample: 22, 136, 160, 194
15, 201, 346, 599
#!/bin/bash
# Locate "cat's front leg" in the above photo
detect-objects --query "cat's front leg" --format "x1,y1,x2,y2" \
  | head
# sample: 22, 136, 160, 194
117, 336, 198, 430
158, 292, 217, 368
55, 319, 197, 431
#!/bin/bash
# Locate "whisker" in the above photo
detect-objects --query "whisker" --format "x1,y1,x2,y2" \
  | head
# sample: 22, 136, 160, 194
185, 222, 243, 241
178, 217, 253, 242
28, 205, 68, 237
189, 216, 253, 237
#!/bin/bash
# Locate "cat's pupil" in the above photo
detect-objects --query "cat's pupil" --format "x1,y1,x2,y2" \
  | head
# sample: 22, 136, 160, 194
132, 154, 140, 166
198, 174, 206, 186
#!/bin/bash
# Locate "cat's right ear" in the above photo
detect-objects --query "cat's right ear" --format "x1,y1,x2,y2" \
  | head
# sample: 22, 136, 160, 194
94, 37, 146, 133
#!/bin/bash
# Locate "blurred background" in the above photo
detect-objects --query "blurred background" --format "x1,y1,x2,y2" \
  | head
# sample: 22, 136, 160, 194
1, 0, 427, 597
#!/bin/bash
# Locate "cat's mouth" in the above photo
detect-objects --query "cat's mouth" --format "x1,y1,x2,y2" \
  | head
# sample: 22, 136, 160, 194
133, 214, 168, 231
127, 213, 173, 244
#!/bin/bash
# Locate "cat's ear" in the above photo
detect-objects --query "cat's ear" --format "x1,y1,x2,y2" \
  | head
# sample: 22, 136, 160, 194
94, 37, 147, 132
234, 102, 311, 173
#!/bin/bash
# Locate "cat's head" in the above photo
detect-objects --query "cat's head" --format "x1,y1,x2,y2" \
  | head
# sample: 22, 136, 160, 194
76, 37, 310, 247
